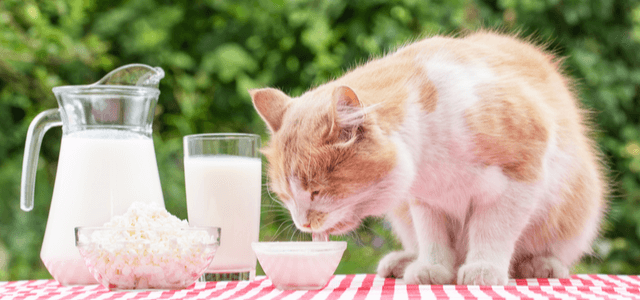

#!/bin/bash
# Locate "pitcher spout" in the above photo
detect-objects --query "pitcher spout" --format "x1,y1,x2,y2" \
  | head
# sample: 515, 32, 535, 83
93, 64, 165, 88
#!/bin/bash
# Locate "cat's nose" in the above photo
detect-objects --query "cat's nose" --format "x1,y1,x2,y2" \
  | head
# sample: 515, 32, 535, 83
305, 209, 327, 230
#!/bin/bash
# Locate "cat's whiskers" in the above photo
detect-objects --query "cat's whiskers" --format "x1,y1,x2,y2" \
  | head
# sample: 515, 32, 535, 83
261, 179, 300, 242
271, 219, 295, 241
260, 213, 284, 223
276, 223, 297, 242
260, 219, 287, 230
260, 201, 286, 207
289, 226, 302, 241
260, 200, 290, 223
344, 229, 363, 246
286, 223, 303, 242
259, 209, 289, 215
264, 180, 286, 208
260, 200, 288, 208
356, 219, 376, 232
260, 201, 288, 211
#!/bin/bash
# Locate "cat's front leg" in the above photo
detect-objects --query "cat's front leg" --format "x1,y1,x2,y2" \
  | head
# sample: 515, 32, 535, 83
378, 201, 418, 278
402, 201, 456, 285
458, 187, 538, 286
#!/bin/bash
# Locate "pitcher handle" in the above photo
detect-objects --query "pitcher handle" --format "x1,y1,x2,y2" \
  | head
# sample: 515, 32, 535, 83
20, 108, 63, 211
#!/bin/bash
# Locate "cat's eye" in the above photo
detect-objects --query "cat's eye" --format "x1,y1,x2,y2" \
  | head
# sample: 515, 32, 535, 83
310, 190, 320, 201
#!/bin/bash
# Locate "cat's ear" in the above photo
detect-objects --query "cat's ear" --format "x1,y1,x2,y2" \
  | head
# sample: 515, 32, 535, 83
332, 85, 365, 127
327, 86, 365, 143
250, 88, 291, 133
333, 85, 361, 109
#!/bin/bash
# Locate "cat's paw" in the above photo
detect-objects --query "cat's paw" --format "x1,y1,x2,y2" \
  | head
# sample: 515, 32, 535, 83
377, 251, 416, 278
515, 256, 569, 279
403, 261, 455, 285
457, 261, 508, 286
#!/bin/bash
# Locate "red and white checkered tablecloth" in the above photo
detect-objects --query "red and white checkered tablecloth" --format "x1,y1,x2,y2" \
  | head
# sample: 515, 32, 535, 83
2, 274, 640, 299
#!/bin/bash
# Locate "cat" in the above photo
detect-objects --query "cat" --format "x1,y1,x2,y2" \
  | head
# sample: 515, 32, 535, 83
250, 31, 607, 285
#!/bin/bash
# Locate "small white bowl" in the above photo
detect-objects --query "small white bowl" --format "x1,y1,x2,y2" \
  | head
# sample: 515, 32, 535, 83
252, 241, 347, 290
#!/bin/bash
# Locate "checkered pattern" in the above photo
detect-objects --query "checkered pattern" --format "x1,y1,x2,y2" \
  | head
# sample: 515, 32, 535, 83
2, 274, 640, 299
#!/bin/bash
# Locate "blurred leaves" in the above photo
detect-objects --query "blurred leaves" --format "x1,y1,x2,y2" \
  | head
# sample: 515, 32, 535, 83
2, 0, 640, 280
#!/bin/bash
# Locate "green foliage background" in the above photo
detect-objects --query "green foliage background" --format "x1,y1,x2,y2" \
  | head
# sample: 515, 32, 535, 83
1, 0, 640, 280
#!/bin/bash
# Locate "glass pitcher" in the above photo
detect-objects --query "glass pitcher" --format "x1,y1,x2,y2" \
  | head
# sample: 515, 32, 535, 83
20, 64, 166, 285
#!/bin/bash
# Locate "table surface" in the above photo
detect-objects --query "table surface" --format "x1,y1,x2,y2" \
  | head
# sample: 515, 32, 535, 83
2, 274, 640, 299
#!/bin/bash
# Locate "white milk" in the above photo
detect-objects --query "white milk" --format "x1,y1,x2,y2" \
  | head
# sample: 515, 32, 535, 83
184, 156, 261, 276
40, 130, 165, 285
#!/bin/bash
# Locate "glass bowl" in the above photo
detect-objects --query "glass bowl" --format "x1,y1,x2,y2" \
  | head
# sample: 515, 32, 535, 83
75, 226, 220, 291
252, 241, 347, 290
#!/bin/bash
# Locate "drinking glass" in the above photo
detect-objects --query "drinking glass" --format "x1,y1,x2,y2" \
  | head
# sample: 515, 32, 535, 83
184, 133, 261, 281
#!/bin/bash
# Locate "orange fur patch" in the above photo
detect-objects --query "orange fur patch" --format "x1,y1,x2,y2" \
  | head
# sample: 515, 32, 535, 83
525, 159, 604, 245
465, 84, 549, 182
418, 77, 438, 113
549, 171, 594, 240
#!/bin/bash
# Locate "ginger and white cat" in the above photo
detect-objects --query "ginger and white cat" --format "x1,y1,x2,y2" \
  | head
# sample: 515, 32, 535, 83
250, 31, 607, 285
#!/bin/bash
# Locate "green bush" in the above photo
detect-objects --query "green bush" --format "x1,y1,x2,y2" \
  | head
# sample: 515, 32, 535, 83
1, 0, 640, 280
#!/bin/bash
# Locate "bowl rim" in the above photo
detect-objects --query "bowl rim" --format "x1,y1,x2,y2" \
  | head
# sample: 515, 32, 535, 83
251, 241, 347, 253
75, 226, 221, 247
75, 226, 220, 230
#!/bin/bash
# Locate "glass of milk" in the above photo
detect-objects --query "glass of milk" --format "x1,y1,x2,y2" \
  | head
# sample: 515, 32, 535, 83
184, 134, 262, 281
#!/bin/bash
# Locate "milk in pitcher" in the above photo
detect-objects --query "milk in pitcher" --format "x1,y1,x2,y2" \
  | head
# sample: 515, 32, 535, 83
40, 129, 165, 285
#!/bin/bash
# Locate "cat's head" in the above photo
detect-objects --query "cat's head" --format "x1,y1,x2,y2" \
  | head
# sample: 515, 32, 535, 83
251, 85, 398, 236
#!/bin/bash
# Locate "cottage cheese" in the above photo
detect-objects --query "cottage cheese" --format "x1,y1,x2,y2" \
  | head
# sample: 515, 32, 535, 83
77, 202, 218, 290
